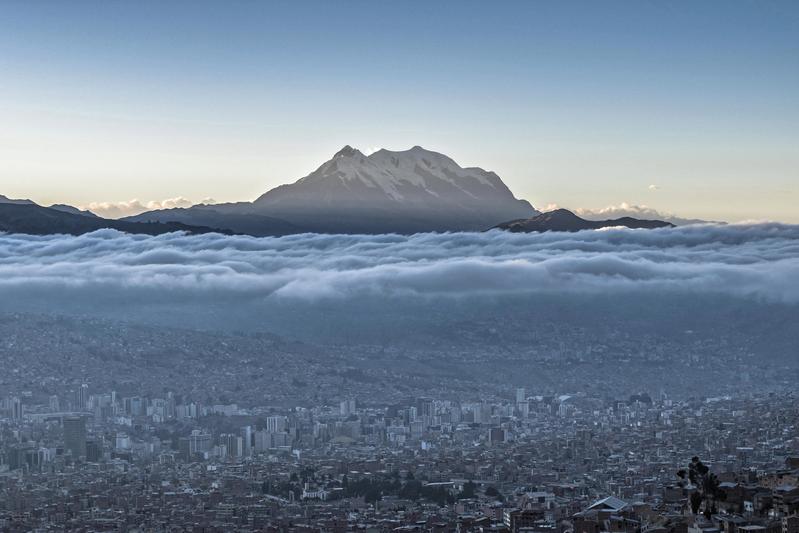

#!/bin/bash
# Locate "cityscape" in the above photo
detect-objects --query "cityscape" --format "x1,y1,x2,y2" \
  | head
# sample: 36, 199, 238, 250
0, 309, 798, 531
1, 1, 798, 531
3, 369, 799, 532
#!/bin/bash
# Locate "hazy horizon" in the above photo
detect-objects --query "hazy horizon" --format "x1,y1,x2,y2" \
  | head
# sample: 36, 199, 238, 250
1, 1, 797, 223
2, 4, 799, 529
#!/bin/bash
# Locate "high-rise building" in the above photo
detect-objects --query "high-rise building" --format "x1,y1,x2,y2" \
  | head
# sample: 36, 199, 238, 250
340, 399, 356, 417
186, 430, 211, 458
123, 396, 146, 416
8, 397, 23, 421
86, 440, 102, 462
265, 416, 287, 433
221, 433, 244, 457
78, 384, 89, 410
516, 387, 526, 404
115, 432, 131, 450
241, 425, 252, 457
254, 429, 270, 452
63, 416, 87, 459
49, 395, 60, 412
416, 397, 434, 418
489, 427, 506, 445
176, 403, 198, 420
473, 402, 492, 425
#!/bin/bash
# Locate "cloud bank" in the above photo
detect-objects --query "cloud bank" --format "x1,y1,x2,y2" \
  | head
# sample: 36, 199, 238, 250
0, 224, 798, 307
546, 202, 713, 225
82, 197, 215, 218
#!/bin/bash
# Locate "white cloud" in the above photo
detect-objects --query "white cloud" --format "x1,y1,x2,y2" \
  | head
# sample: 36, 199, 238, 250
573, 202, 711, 225
148, 197, 194, 210
362, 146, 381, 156
648, 184, 661, 191
540, 203, 561, 212
83, 197, 196, 218
0, 224, 797, 306
534, 202, 711, 225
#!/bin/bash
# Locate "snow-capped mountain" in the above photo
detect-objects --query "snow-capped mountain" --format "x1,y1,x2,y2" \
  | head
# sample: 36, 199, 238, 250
129, 145, 537, 234
248, 145, 537, 233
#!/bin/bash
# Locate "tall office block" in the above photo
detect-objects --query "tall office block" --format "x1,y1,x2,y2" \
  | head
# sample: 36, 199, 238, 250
63, 416, 87, 459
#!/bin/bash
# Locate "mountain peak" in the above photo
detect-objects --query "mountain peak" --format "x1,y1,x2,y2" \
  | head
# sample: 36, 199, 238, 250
333, 145, 362, 158
249, 145, 537, 232
0, 194, 36, 205
495, 208, 673, 233
371, 145, 441, 158
539, 208, 584, 221
49, 204, 99, 218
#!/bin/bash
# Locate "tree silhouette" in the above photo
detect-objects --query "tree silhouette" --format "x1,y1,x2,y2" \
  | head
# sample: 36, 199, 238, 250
458, 480, 477, 499
677, 456, 726, 518
485, 486, 504, 501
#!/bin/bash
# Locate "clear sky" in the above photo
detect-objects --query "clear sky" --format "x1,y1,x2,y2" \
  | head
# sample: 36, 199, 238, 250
0, 1, 797, 222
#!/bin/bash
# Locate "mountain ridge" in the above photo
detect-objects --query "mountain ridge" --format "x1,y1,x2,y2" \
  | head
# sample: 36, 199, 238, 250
0, 203, 229, 236
0, 194, 36, 206
125, 205, 305, 236
5, 147, 677, 236
132, 145, 538, 234
495, 208, 674, 233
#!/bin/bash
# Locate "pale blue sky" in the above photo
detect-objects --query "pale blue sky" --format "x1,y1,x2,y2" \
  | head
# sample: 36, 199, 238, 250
0, 1, 797, 221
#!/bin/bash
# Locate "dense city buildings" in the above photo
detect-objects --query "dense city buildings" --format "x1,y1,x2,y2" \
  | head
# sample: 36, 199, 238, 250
2, 373, 798, 531
1, 0, 797, 530
0, 312, 798, 531
62, 415, 87, 460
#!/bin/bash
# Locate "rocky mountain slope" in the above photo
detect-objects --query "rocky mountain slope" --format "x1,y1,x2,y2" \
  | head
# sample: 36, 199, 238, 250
495, 208, 673, 232
129, 146, 538, 234
0, 202, 225, 236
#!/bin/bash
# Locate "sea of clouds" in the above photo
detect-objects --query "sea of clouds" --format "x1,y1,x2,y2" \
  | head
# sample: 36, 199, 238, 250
1, 224, 798, 307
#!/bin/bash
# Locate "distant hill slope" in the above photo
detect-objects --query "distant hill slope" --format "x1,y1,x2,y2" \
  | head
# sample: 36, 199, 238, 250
0, 194, 37, 205
0, 203, 227, 236
48, 204, 100, 217
131, 146, 538, 234
123, 205, 304, 236
495, 208, 674, 232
